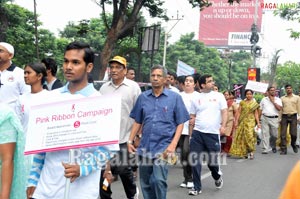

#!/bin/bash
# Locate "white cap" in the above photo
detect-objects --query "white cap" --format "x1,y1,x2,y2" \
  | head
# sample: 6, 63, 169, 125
0, 42, 14, 55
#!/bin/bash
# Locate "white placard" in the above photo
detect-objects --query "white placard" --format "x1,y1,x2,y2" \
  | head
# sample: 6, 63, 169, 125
24, 94, 121, 155
245, 81, 269, 93
176, 60, 195, 76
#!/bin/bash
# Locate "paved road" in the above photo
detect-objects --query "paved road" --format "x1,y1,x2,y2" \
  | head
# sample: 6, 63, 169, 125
108, 147, 299, 199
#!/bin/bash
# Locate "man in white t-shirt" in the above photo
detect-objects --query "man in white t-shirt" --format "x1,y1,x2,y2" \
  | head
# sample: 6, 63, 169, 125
0, 42, 30, 111
188, 74, 228, 196
26, 41, 117, 199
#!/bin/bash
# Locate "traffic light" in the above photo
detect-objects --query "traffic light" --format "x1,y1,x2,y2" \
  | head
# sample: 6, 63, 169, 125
251, 45, 262, 57
250, 24, 259, 44
250, 32, 259, 44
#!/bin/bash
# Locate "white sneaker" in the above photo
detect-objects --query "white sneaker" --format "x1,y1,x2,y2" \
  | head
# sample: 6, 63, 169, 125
134, 187, 139, 199
215, 177, 223, 189
188, 188, 202, 196
180, 182, 187, 188
186, 182, 194, 189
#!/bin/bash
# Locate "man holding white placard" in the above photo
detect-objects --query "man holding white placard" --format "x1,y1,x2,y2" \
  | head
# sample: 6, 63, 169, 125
26, 41, 118, 199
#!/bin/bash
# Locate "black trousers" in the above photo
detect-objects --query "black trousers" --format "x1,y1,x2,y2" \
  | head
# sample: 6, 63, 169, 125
280, 114, 298, 150
177, 134, 192, 182
99, 143, 137, 199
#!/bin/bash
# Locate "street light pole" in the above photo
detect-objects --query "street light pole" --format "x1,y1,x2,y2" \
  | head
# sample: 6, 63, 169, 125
162, 11, 183, 67
252, 0, 259, 68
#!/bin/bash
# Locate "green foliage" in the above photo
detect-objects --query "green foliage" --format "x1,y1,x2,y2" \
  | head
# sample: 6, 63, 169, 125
3, 3, 35, 67
276, 61, 300, 90
274, 6, 300, 39
1, 3, 60, 69
253, 93, 264, 103
148, 33, 253, 90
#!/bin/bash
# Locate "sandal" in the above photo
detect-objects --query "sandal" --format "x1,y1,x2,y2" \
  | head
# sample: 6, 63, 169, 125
249, 152, 254, 160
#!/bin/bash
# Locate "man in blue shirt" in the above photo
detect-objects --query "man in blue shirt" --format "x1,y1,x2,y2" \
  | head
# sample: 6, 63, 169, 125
128, 64, 189, 199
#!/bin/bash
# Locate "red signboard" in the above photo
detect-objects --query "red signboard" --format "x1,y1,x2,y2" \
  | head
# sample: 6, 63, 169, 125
247, 68, 260, 82
248, 68, 257, 81
198, 0, 263, 47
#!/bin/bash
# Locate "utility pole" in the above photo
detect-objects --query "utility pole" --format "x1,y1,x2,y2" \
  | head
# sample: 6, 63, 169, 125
162, 11, 183, 67
33, 0, 40, 61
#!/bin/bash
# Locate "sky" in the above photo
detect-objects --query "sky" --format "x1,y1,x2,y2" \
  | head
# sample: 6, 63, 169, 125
14, 0, 300, 68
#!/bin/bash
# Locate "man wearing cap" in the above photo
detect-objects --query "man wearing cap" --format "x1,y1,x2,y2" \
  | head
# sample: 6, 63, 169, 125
99, 56, 141, 199
0, 42, 30, 110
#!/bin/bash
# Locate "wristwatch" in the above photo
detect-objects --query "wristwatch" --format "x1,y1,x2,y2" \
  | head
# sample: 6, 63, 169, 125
127, 140, 134, 145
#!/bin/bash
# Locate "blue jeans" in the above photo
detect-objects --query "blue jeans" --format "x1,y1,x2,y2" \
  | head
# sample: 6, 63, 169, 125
139, 156, 169, 199
190, 130, 222, 191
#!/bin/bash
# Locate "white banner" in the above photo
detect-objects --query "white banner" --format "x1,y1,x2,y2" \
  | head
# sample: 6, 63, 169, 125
245, 80, 269, 93
176, 60, 195, 76
25, 94, 121, 155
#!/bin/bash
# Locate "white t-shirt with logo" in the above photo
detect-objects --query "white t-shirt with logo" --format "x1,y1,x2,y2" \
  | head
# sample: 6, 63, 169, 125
190, 91, 227, 134
0, 66, 30, 110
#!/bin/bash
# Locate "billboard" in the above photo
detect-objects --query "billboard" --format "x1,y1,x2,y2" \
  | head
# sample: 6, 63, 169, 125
199, 0, 263, 48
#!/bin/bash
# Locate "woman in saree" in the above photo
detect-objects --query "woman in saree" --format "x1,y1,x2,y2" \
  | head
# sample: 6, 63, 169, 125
221, 90, 238, 154
229, 89, 261, 159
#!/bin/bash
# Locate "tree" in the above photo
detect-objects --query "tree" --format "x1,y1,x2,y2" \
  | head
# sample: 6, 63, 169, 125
0, 0, 10, 41
275, 5, 300, 39
276, 61, 300, 90
2, 3, 36, 66
155, 33, 252, 90
91, 0, 243, 80
268, 49, 283, 87
0, 2, 63, 69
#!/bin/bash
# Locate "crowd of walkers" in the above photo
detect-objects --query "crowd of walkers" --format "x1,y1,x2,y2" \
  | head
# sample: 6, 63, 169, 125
1, 40, 300, 199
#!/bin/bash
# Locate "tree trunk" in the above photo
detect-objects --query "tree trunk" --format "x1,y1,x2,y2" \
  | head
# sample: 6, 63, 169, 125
269, 50, 282, 87
0, 6, 8, 41
98, 29, 119, 80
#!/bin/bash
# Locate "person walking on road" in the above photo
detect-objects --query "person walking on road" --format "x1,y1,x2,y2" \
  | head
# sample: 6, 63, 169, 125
178, 75, 199, 189
280, 84, 300, 155
99, 56, 141, 199
230, 89, 260, 159
128, 64, 189, 199
221, 90, 238, 154
259, 86, 282, 154
188, 74, 228, 196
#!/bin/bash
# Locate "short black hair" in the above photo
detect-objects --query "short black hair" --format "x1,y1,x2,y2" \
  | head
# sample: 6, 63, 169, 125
65, 41, 94, 65
244, 89, 254, 95
285, 84, 292, 89
177, 75, 186, 84
127, 67, 135, 72
193, 73, 201, 84
267, 86, 275, 91
199, 74, 212, 89
41, 57, 57, 76
167, 70, 177, 80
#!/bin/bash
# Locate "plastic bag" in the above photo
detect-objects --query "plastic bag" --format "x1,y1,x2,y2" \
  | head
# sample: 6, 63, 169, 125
254, 125, 262, 139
